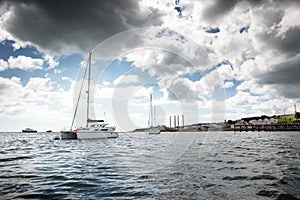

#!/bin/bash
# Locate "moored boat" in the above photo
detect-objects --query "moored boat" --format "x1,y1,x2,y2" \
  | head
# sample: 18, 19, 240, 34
70, 51, 118, 140
146, 94, 161, 134
22, 128, 37, 133
147, 127, 161, 134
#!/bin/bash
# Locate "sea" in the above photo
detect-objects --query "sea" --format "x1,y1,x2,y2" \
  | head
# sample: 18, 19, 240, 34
0, 131, 299, 200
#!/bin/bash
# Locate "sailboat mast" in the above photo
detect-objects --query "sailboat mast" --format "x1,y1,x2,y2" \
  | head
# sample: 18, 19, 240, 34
86, 51, 92, 127
150, 94, 153, 127
154, 105, 156, 127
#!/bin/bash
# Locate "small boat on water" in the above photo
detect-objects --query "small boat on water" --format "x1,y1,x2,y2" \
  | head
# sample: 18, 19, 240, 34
147, 127, 161, 134
46, 130, 52, 133
146, 94, 161, 134
22, 128, 37, 133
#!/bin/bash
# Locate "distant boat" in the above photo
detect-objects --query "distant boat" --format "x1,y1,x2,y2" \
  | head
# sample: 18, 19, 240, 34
22, 128, 37, 133
147, 126, 161, 134
75, 51, 118, 140
146, 94, 161, 134
46, 130, 52, 133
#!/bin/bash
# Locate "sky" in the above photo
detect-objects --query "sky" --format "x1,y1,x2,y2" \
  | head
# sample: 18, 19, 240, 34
0, 0, 299, 132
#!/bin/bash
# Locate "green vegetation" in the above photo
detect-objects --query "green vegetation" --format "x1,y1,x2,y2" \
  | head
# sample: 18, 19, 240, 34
227, 112, 300, 124
277, 114, 297, 123
239, 113, 300, 123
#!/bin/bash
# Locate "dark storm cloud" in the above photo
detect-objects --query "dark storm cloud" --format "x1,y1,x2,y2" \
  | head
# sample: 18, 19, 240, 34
202, 0, 239, 23
201, 0, 299, 24
260, 56, 300, 85
257, 56, 300, 98
0, 0, 163, 54
201, 0, 262, 23
257, 27, 300, 57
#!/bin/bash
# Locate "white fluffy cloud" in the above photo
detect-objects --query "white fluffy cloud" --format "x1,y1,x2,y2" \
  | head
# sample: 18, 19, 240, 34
113, 74, 139, 85
0, 76, 75, 131
1, 56, 43, 71
0, 58, 8, 71
44, 54, 59, 69
0, 55, 58, 72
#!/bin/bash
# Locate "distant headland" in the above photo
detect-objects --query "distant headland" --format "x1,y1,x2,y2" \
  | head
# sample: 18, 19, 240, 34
133, 111, 300, 132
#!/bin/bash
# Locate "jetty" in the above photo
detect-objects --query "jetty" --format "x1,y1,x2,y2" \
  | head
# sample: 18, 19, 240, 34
234, 123, 300, 132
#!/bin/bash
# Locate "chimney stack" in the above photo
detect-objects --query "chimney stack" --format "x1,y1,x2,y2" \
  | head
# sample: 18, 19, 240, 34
174, 115, 176, 128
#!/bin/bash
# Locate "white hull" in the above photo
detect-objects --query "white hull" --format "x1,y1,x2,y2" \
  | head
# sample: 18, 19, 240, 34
60, 131, 77, 139
147, 127, 161, 134
77, 131, 119, 139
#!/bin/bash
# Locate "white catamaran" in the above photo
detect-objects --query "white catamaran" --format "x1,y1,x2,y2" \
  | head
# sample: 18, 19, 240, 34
76, 51, 118, 139
146, 94, 161, 134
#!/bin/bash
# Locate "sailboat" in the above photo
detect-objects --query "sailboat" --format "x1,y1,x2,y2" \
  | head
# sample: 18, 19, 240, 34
76, 52, 119, 139
146, 94, 161, 134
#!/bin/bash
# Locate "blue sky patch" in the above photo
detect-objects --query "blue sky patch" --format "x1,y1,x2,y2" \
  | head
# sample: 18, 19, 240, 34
204, 27, 220, 34
0, 39, 42, 60
181, 71, 202, 82
239, 25, 250, 34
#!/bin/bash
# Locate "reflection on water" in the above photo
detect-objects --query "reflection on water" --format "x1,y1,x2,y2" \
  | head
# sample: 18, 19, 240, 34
0, 131, 299, 199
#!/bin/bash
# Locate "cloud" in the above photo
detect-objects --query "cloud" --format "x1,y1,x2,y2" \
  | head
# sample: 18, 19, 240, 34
61, 76, 71, 81
0, 77, 25, 114
0, 56, 45, 72
113, 74, 139, 85
223, 81, 234, 88
158, 76, 200, 101
201, 0, 239, 24
254, 55, 300, 98
44, 54, 59, 69
0, 75, 77, 130
7, 55, 43, 71
125, 49, 194, 74
0, 0, 163, 54
0, 76, 73, 115
0, 58, 8, 71
91, 27, 213, 70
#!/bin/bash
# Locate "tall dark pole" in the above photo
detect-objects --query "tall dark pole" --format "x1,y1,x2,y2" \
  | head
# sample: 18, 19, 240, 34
86, 51, 92, 127
150, 94, 153, 127
174, 115, 176, 128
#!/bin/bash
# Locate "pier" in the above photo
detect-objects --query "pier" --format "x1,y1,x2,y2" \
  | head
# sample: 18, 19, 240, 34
234, 123, 300, 132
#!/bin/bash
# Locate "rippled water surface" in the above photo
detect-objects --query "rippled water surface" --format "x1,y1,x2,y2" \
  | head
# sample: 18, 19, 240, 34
0, 131, 299, 199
